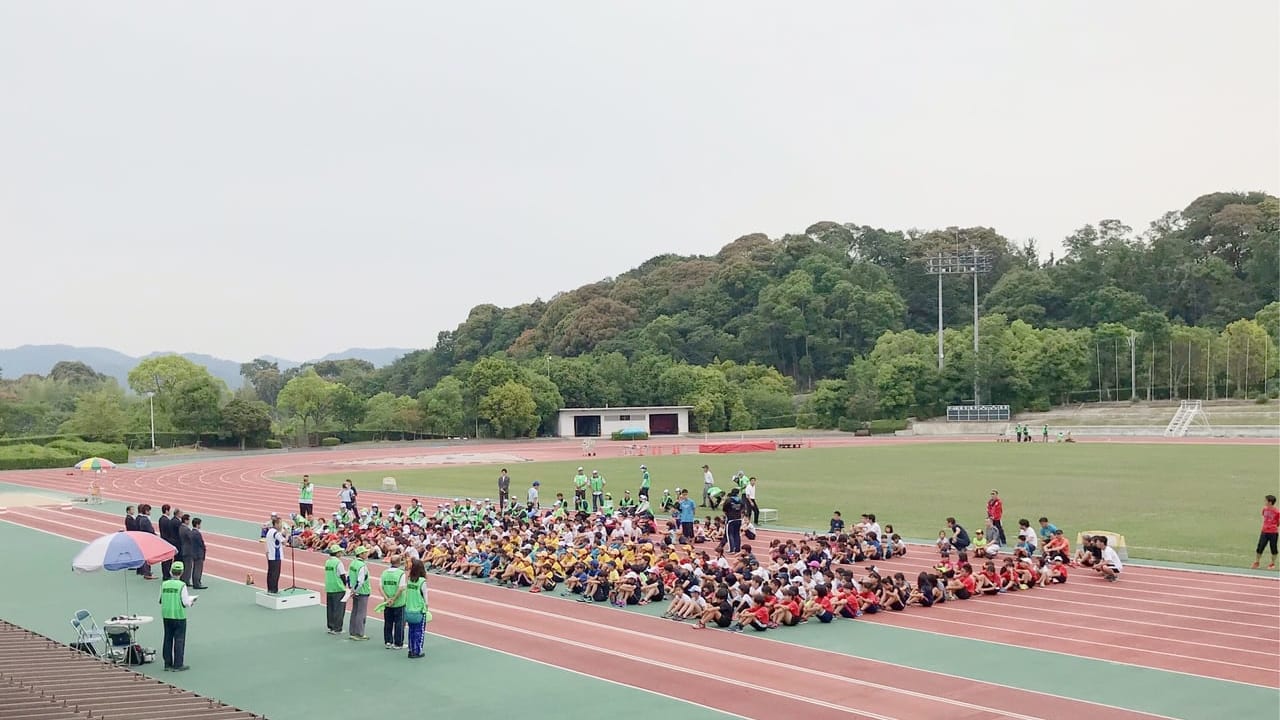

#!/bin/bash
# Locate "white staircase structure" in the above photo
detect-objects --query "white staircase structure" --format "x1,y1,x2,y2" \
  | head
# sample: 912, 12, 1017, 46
1164, 400, 1210, 437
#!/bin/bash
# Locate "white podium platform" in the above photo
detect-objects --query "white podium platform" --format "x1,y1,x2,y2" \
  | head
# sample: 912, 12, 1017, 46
256, 588, 321, 610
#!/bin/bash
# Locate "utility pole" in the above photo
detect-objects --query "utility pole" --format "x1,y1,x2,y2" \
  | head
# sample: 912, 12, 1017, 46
1128, 331, 1137, 401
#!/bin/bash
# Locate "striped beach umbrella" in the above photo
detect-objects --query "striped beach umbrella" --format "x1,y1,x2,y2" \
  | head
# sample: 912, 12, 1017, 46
75, 457, 117, 471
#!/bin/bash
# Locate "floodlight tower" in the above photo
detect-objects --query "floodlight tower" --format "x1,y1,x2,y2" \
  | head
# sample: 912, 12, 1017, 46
925, 247, 993, 403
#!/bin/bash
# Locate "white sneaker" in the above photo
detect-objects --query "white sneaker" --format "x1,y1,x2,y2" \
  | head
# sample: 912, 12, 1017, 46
385, 643, 393, 649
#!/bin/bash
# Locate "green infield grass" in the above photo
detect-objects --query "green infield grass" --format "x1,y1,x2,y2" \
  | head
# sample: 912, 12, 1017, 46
301, 442, 1278, 567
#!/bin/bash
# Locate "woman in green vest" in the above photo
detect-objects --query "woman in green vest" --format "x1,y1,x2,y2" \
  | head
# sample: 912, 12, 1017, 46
299, 475, 315, 519
347, 546, 372, 640
160, 561, 197, 671
404, 558, 430, 659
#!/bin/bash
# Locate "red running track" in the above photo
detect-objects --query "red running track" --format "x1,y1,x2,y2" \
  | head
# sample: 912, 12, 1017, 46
4, 504, 1173, 720
3, 440, 1277, 688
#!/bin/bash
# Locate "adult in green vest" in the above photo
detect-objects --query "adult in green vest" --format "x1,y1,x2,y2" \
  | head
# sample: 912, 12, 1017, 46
590, 470, 606, 512
347, 546, 372, 640
639, 465, 651, 499
323, 545, 348, 635
404, 558, 430, 659
299, 475, 315, 519
573, 468, 589, 511
160, 561, 197, 671
380, 555, 407, 649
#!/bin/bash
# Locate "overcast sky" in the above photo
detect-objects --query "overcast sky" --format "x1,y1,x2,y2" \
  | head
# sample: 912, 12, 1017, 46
2, 2, 1276, 361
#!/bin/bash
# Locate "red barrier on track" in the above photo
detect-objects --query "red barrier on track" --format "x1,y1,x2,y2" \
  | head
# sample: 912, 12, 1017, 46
697, 441, 777, 454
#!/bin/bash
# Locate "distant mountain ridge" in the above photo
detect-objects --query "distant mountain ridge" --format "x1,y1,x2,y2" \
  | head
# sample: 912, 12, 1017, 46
0, 344, 412, 390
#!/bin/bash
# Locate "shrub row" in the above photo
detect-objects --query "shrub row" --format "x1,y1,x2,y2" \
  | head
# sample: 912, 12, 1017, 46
610, 430, 650, 440
47, 439, 130, 464
264, 439, 283, 449
303, 430, 447, 445
0, 444, 79, 471
123, 432, 241, 449
320, 437, 341, 447
0, 434, 79, 448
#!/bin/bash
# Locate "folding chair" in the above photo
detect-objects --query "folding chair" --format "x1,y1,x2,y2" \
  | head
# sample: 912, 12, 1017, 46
70, 609, 105, 658
71, 609, 126, 663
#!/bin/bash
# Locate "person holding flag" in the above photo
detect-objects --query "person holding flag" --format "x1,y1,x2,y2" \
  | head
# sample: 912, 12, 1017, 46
347, 546, 372, 640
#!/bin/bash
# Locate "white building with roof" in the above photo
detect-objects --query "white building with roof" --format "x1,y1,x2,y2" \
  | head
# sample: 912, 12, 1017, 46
555, 406, 692, 438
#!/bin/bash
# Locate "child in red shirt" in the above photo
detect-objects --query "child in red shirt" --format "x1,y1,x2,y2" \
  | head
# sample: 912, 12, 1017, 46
1253, 494, 1279, 570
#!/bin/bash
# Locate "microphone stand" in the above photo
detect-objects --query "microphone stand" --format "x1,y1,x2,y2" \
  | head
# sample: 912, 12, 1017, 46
285, 543, 302, 592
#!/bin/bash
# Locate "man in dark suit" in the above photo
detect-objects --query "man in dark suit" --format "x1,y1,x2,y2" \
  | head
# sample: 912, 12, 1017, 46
187, 517, 208, 589
158, 504, 175, 579
178, 515, 194, 585
136, 504, 157, 580
125, 505, 138, 532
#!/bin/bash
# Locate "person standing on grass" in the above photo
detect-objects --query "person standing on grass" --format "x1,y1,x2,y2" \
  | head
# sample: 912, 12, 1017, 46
639, 464, 651, 499
677, 489, 696, 541
380, 555, 408, 650
701, 465, 714, 507
573, 467, 589, 512
347, 546, 372, 640
323, 545, 348, 634
299, 475, 315, 519
404, 559, 430, 659
498, 468, 511, 509
1252, 494, 1279, 570
590, 470, 606, 512
986, 490, 1006, 546
744, 477, 760, 526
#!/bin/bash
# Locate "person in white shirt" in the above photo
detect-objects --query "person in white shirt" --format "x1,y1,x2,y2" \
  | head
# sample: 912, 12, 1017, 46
264, 517, 287, 594
744, 477, 759, 525
527, 481, 540, 511
1095, 535, 1123, 582
701, 465, 714, 508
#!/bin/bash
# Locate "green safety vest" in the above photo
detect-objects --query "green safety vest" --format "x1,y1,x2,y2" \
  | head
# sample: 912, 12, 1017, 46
602, 500, 614, 513
590, 476, 605, 493
405, 578, 427, 614
573, 473, 588, 489
620, 497, 636, 508
641, 471, 650, 488
160, 579, 186, 620
324, 557, 344, 593
708, 486, 724, 498
300, 484, 314, 502
348, 559, 371, 595
381, 568, 406, 608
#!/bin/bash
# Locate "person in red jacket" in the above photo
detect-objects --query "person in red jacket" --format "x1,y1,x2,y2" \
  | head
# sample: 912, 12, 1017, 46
1252, 494, 1279, 570
987, 490, 1006, 546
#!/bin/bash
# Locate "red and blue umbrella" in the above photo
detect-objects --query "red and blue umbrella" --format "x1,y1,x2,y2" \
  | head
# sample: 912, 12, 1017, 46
72, 531, 176, 572
72, 531, 177, 614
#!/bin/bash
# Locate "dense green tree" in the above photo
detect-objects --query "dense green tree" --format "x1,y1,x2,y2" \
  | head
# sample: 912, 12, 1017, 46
418, 377, 466, 436
60, 386, 128, 442
328, 384, 367, 431
276, 369, 335, 439
239, 359, 285, 407
48, 361, 106, 386
479, 381, 539, 439
221, 398, 272, 449
169, 375, 223, 441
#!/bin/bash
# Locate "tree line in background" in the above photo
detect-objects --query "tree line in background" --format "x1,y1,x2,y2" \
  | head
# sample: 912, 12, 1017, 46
0, 191, 1276, 446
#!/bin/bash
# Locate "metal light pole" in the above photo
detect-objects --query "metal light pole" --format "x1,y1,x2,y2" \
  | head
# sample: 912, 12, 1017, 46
146, 391, 156, 450
926, 246, 992, 403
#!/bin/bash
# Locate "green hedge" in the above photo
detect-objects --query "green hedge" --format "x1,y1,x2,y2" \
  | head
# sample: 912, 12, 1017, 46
319, 436, 341, 447
610, 430, 650, 440
304, 430, 445, 445
123, 432, 241, 449
264, 439, 283, 449
0, 434, 79, 448
0, 444, 79, 471
47, 439, 130, 464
